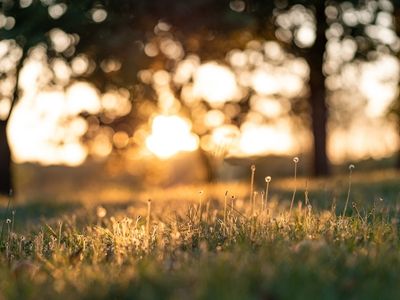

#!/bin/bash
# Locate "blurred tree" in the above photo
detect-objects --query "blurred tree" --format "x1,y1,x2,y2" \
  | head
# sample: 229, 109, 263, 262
389, 96, 400, 168
392, 3, 400, 169
141, 0, 400, 176
0, 0, 246, 194
249, 0, 400, 175
1, 0, 399, 194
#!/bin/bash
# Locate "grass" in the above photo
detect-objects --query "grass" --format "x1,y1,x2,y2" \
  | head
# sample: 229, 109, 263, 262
0, 168, 399, 300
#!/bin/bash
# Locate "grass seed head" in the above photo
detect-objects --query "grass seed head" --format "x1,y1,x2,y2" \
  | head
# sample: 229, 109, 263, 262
96, 206, 107, 218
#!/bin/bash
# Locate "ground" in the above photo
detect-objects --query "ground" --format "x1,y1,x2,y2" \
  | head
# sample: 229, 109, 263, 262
0, 163, 399, 300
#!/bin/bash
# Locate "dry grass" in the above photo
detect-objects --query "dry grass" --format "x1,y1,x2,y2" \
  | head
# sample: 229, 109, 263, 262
0, 166, 399, 299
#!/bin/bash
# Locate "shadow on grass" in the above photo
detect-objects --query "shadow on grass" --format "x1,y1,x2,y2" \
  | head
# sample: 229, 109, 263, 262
0, 200, 83, 230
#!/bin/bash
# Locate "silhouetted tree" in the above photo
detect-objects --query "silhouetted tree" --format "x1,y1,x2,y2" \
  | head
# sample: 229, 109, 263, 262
0, 0, 245, 194
1, 0, 399, 194
248, 0, 400, 175
393, 2, 400, 169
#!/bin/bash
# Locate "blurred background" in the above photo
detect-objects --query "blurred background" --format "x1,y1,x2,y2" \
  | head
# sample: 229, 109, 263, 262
0, 0, 399, 201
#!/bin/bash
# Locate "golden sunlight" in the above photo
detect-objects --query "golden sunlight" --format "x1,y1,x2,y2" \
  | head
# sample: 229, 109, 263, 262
192, 62, 239, 106
145, 115, 199, 159
6, 38, 400, 168
8, 82, 101, 166
239, 121, 296, 156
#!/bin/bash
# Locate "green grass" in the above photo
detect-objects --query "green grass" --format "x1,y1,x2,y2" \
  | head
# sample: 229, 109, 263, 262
0, 169, 399, 300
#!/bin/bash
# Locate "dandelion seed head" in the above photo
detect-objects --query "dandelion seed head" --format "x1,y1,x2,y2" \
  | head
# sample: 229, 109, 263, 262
265, 176, 272, 183
96, 206, 107, 218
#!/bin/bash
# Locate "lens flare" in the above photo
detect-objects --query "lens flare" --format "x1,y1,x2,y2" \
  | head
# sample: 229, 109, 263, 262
145, 115, 199, 159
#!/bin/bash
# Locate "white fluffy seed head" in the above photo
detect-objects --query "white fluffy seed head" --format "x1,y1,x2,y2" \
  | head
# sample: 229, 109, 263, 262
349, 164, 355, 170
96, 206, 107, 218
265, 176, 272, 183
293, 157, 299, 163
251, 164, 256, 171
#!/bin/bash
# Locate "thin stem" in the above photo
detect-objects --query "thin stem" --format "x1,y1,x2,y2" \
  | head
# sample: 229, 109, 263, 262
250, 164, 256, 216
146, 199, 152, 238
252, 191, 258, 216
198, 191, 204, 223
224, 190, 228, 224
260, 191, 265, 213
289, 158, 299, 217
265, 177, 271, 212
205, 200, 210, 223
342, 165, 354, 217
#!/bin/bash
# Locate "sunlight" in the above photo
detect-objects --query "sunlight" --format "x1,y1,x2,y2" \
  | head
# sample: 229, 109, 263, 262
329, 119, 399, 163
361, 54, 399, 118
8, 82, 102, 166
145, 115, 199, 159
239, 121, 295, 156
6, 37, 400, 167
192, 62, 239, 107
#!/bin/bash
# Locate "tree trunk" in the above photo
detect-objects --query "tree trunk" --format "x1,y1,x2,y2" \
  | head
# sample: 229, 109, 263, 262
397, 119, 400, 169
397, 150, 400, 170
395, 8, 400, 170
305, 2, 330, 176
198, 148, 216, 183
0, 49, 26, 196
0, 120, 12, 195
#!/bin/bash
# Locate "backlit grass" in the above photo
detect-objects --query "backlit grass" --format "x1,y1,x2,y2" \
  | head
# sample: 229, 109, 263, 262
0, 168, 399, 300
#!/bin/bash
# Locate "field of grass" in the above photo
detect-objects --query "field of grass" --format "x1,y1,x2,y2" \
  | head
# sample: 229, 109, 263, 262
0, 166, 399, 300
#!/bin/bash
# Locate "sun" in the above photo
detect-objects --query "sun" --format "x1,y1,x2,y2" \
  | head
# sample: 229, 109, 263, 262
145, 115, 199, 159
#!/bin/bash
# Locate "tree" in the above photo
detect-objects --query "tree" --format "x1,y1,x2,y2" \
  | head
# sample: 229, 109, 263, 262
140, 0, 399, 176
249, 0, 400, 175
392, 2, 400, 169
0, 0, 246, 194
1, 0, 399, 194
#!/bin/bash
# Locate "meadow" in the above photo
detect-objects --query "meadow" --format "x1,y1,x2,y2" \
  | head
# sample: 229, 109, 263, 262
0, 161, 399, 300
